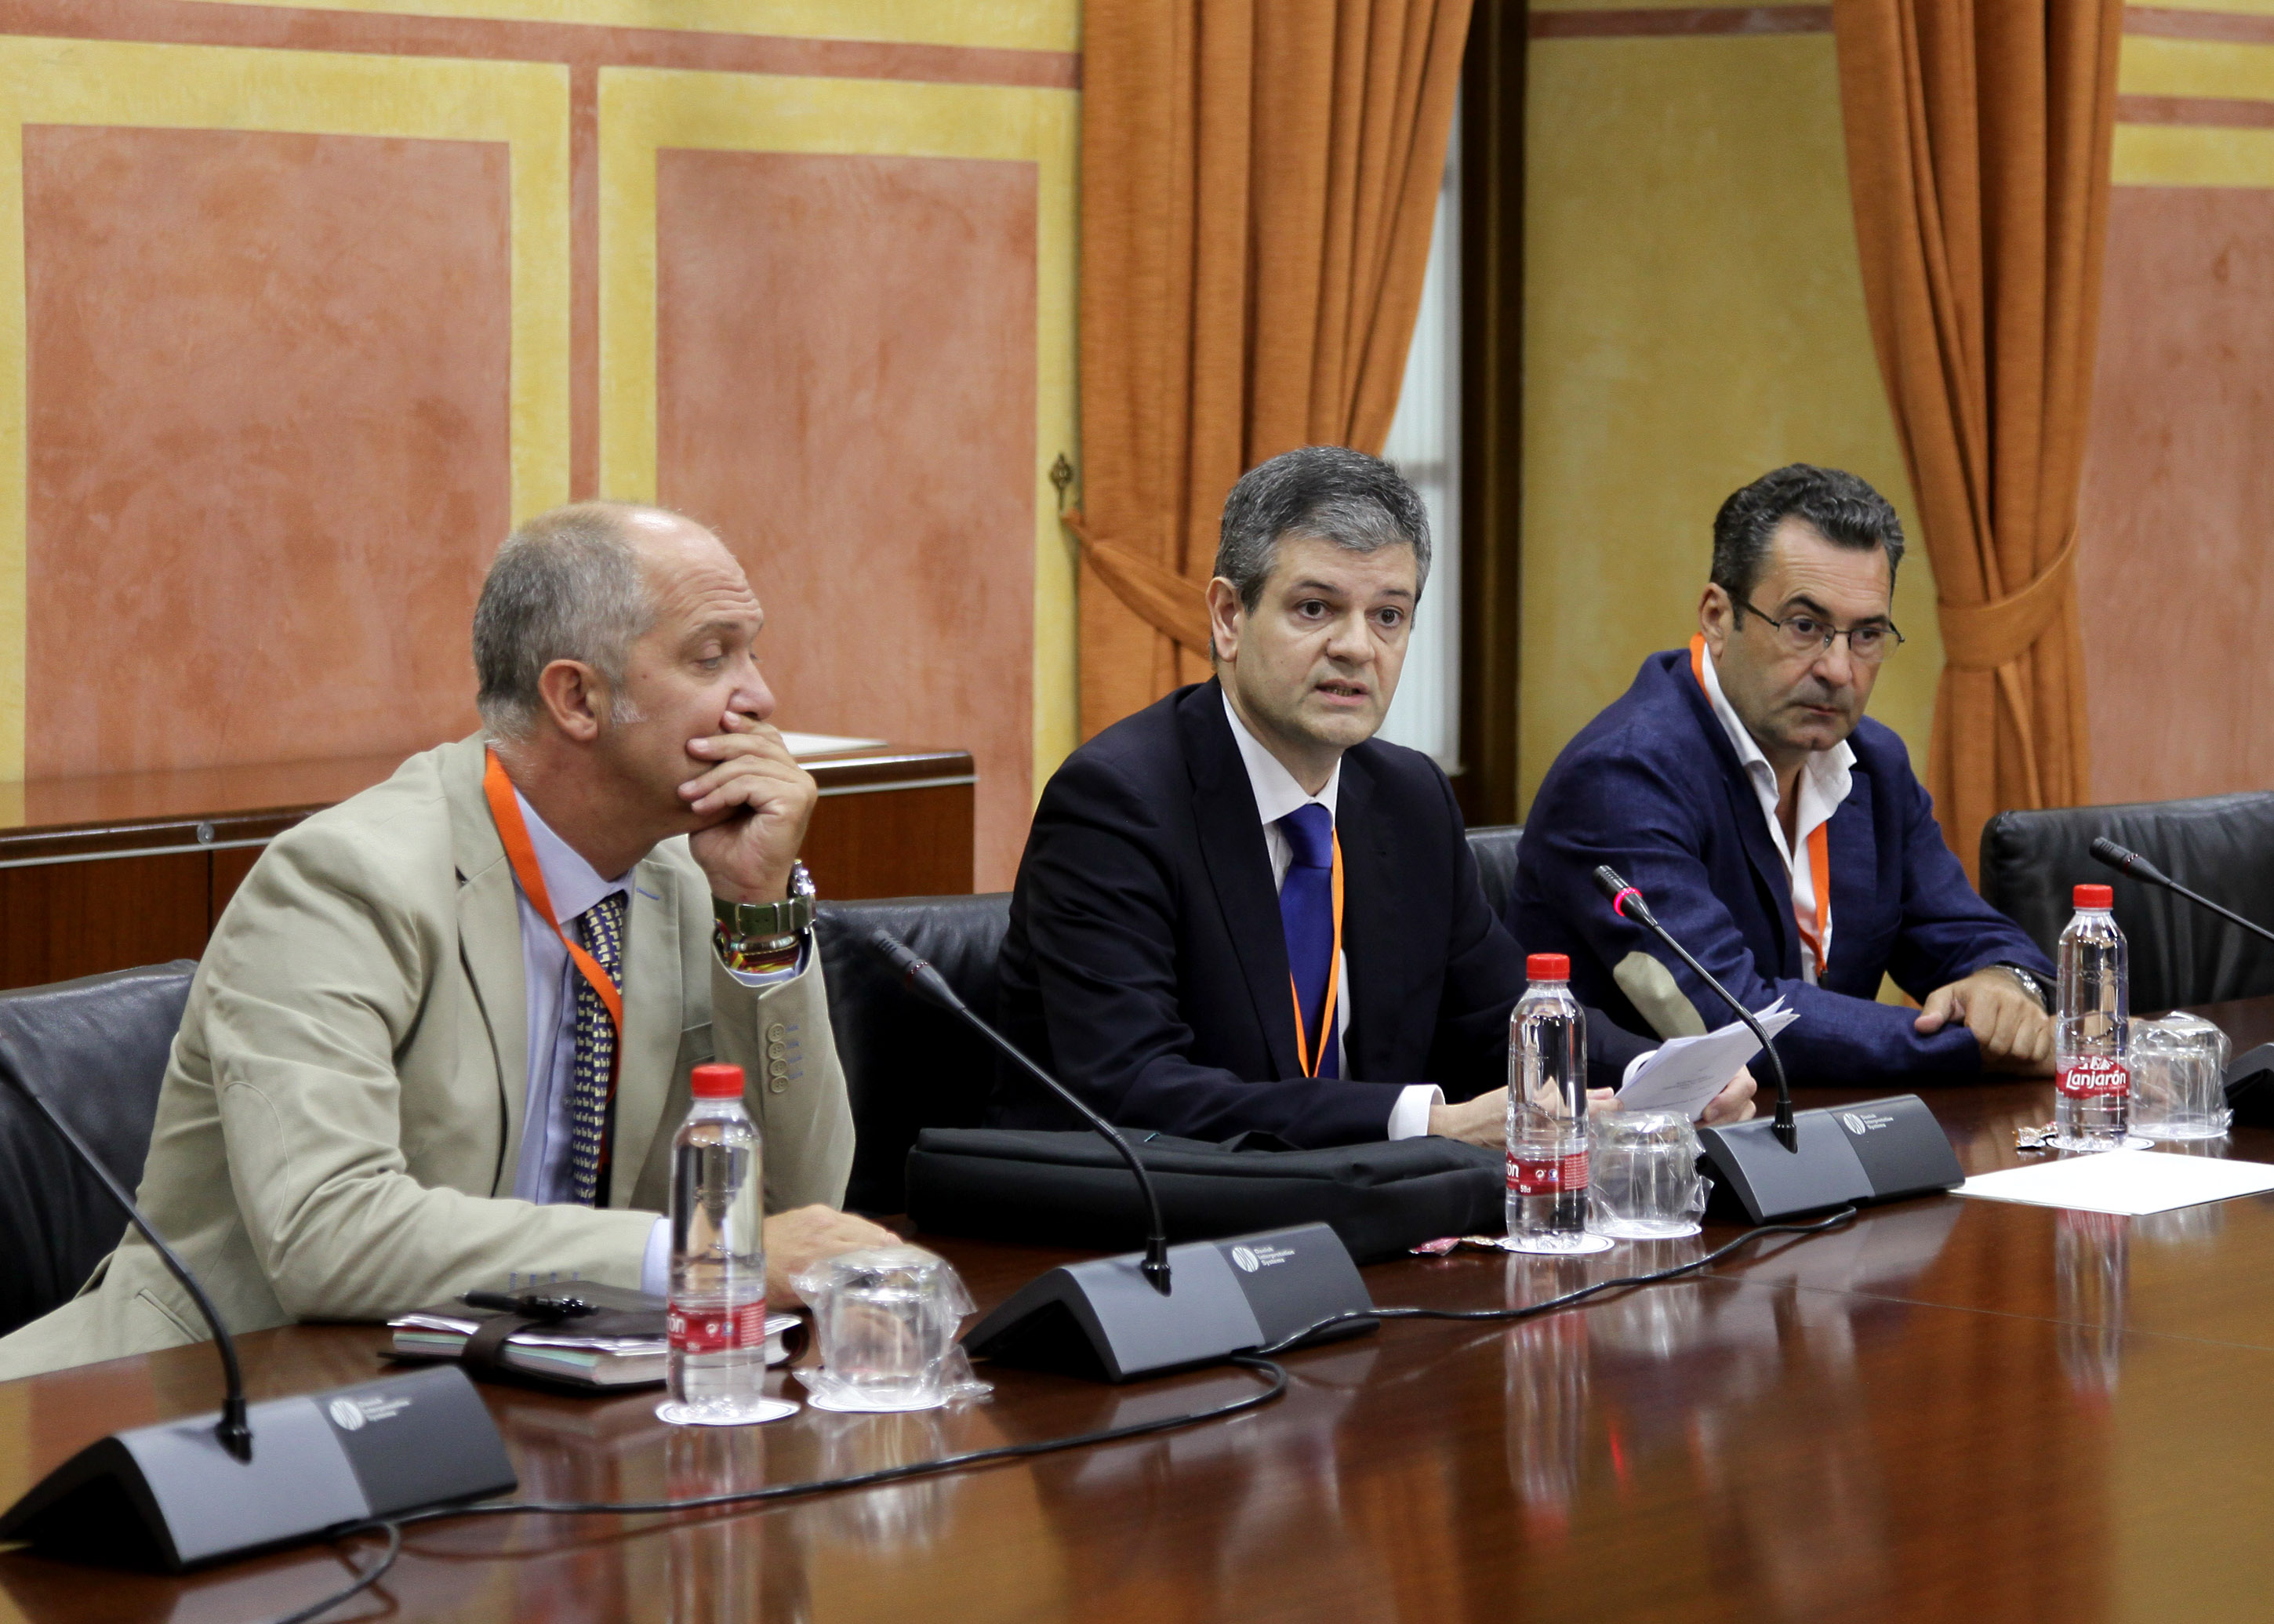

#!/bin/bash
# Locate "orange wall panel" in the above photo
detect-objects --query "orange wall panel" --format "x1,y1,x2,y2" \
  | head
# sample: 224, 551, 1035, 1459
654, 148, 1037, 890
24, 125, 510, 778
2076, 184, 2274, 805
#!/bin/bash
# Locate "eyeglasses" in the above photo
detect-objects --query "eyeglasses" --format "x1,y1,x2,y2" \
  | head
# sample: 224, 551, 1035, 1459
1735, 599, 1905, 664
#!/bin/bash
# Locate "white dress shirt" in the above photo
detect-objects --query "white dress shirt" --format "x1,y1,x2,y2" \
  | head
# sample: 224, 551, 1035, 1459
1696, 644, 1855, 983
507, 789, 803, 1294
1221, 696, 1442, 1140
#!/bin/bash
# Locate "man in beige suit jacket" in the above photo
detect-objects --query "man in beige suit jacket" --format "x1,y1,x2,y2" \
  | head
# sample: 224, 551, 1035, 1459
0, 503, 889, 1379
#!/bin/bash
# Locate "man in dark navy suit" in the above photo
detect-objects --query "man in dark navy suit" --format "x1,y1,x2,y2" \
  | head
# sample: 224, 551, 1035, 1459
1512, 464, 2056, 1088
993, 447, 1753, 1148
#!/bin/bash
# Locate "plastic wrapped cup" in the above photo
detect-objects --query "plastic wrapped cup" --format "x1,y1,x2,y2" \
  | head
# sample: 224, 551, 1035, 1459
1588, 1110, 1708, 1239
790, 1245, 990, 1413
2128, 1014, 2232, 1142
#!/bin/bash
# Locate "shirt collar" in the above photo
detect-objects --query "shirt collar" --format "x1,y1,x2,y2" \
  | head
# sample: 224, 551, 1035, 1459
1222, 691, 1340, 827
1697, 641, 1854, 800
514, 787, 627, 928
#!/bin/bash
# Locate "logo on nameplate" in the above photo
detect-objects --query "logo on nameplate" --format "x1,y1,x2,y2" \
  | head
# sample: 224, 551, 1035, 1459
327, 1394, 412, 1432
1229, 1244, 1295, 1273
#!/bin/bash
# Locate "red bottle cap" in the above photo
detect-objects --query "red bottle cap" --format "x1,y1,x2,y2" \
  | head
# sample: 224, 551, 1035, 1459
690, 1063, 745, 1099
2074, 884, 2114, 910
1527, 953, 1571, 980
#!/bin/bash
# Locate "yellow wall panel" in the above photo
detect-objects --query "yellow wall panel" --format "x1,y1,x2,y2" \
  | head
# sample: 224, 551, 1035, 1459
0, 37, 570, 783
1522, 32, 1940, 814
598, 67, 1080, 794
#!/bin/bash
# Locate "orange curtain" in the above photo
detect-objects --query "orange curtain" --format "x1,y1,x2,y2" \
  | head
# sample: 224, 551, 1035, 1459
1070, 0, 1473, 738
1831, 0, 2123, 878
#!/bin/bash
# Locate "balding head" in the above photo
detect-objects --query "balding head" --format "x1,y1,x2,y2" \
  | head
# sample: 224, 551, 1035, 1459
473, 500, 712, 741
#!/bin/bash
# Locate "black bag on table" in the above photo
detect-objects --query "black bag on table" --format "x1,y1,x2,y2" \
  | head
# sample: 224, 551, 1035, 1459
903, 1127, 1503, 1264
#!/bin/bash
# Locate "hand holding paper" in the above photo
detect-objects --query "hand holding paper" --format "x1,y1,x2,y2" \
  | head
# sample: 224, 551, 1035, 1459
1615, 1000, 1799, 1121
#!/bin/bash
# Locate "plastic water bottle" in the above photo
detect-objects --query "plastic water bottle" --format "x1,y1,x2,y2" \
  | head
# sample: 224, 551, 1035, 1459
662, 1063, 788, 1424
2054, 885, 2131, 1150
1507, 954, 1604, 1252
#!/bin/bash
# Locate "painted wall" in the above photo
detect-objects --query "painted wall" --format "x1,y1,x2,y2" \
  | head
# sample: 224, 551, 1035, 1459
1520, 0, 1944, 816
0, 0, 1079, 890
2081, 8, 2274, 806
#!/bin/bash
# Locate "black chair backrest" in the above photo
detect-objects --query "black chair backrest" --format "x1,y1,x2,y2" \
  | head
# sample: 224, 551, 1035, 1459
817, 896, 1011, 1215
0, 961, 195, 1336
1467, 823, 1524, 917
1979, 792, 2274, 1012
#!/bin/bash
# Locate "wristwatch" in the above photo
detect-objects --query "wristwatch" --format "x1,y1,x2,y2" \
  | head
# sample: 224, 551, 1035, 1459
714, 861, 816, 951
1996, 961, 2054, 1014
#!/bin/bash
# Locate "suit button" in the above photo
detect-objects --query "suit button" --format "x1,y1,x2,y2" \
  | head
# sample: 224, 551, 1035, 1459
765, 1022, 786, 1043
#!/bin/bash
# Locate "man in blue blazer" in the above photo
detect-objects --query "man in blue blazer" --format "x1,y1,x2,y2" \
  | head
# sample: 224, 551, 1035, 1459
1513, 465, 2056, 1088
994, 448, 1753, 1148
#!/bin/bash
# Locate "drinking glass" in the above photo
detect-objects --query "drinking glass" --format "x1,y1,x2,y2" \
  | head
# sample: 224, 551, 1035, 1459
791, 1245, 986, 1412
1588, 1110, 1708, 1239
2127, 1013, 2232, 1142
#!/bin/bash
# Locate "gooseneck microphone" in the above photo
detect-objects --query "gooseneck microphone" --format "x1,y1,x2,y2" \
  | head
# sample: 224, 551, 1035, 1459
870, 928, 1172, 1295
0, 1065, 252, 1460
1592, 865, 1798, 1153
1578, 866, 1967, 1223
2090, 837, 2274, 948
0, 1065, 519, 1571
870, 928, 1378, 1381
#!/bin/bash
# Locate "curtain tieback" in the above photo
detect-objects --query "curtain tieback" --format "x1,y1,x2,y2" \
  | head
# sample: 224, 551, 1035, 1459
1061, 510, 1214, 655
1934, 525, 2080, 672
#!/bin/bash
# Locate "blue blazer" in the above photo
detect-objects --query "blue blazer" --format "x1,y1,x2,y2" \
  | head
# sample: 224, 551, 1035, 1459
1509, 650, 2054, 1087
991, 681, 1654, 1146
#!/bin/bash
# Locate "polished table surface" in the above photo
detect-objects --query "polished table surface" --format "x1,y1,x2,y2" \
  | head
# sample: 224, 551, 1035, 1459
8, 1013, 2274, 1622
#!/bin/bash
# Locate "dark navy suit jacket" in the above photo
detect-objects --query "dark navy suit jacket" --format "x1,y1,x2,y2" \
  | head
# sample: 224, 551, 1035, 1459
1509, 650, 2054, 1088
992, 681, 1653, 1147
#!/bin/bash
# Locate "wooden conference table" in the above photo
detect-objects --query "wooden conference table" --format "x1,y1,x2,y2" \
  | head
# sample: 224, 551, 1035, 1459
5, 1000, 2274, 1623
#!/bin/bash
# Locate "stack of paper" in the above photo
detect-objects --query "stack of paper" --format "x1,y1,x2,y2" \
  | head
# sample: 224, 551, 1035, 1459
1615, 999, 1800, 1121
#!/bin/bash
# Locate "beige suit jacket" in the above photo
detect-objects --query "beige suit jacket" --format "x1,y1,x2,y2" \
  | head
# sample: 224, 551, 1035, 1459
0, 737, 855, 1379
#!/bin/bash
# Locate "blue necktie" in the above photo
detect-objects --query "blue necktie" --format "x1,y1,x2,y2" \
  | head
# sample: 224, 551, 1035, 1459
1277, 804, 1339, 1079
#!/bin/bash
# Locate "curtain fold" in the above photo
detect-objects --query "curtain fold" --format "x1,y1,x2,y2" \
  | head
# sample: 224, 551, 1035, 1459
1071, 0, 1472, 738
1831, 0, 2123, 879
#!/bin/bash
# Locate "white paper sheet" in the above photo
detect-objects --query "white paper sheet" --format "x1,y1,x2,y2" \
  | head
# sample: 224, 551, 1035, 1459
1615, 1001, 1800, 1121
1951, 1148, 2274, 1215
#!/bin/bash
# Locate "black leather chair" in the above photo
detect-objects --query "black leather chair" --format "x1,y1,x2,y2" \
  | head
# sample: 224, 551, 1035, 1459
0, 961, 195, 1336
817, 896, 1011, 1214
1467, 823, 1524, 917
1979, 792, 2274, 1012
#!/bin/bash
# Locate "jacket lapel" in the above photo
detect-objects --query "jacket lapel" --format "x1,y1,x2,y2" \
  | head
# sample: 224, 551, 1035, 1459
1669, 660, 1797, 975
1335, 752, 1404, 1074
1182, 683, 1303, 1079
443, 738, 529, 1196
606, 856, 684, 1208
1824, 766, 1875, 986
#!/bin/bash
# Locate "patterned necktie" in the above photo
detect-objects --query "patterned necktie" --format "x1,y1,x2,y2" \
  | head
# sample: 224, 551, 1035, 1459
1277, 804, 1339, 1080
568, 891, 628, 1206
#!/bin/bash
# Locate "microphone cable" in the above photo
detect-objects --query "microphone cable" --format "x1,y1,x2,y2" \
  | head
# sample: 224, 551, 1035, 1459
277, 1204, 1859, 1622
1253, 1204, 1861, 1357
277, 1355, 1290, 1624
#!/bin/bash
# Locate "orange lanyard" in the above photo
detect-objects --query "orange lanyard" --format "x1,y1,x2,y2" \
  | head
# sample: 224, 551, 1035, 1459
1691, 635, 1833, 975
482, 748, 624, 1038
1288, 829, 1345, 1079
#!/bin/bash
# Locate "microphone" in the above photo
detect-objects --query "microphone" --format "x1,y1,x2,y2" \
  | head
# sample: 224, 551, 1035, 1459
870, 928, 1171, 1294
0, 1066, 517, 1570
0, 1063, 252, 1459
1582, 866, 1965, 1223
868, 928, 1375, 1381
1592, 865, 1797, 1151
2090, 837, 2274, 947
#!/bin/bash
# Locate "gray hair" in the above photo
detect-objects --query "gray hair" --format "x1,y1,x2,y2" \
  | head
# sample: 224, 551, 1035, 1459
473, 503, 660, 740
1212, 446, 1432, 620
